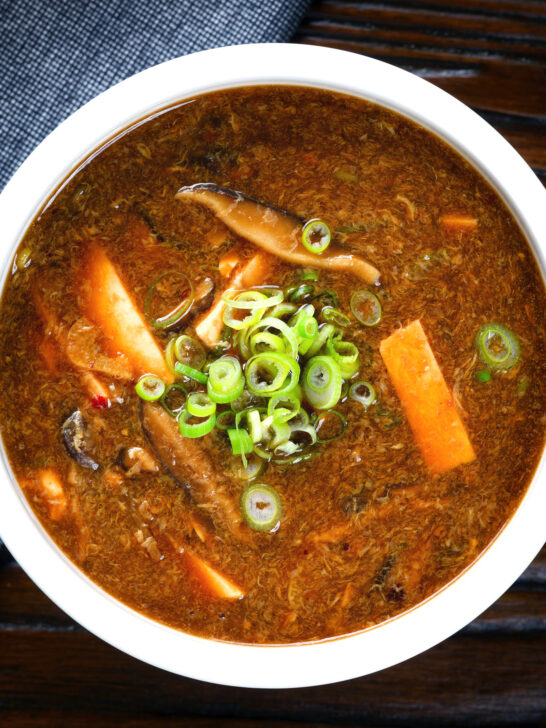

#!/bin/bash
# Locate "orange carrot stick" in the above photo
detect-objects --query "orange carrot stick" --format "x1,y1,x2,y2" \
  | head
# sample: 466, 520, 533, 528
380, 320, 475, 473
83, 244, 172, 382
441, 214, 478, 231
184, 551, 244, 600
195, 251, 273, 347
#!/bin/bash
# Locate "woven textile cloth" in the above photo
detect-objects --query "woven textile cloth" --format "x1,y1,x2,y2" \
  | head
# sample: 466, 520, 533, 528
0, 0, 311, 191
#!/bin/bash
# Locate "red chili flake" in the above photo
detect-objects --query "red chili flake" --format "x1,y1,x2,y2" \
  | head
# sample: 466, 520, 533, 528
303, 549, 309, 555
91, 395, 109, 409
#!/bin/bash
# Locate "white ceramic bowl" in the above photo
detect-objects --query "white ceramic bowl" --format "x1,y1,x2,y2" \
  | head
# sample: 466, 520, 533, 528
0, 44, 545, 688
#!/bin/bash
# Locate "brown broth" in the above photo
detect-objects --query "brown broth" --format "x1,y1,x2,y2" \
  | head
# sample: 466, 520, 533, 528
1, 86, 545, 644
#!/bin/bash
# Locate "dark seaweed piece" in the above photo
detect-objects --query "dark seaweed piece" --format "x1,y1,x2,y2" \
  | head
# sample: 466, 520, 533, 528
386, 584, 405, 603
372, 554, 397, 589
61, 410, 98, 470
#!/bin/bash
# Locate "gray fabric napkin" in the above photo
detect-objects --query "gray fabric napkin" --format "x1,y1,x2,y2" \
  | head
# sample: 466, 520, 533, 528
0, 0, 311, 192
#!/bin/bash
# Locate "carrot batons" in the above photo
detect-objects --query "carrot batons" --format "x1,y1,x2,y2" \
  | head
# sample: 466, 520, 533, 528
82, 244, 172, 382
441, 214, 478, 231
379, 320, 475, 474
28, 469, 67, 521
184, 551, 244, 600
195, 251, 273, 347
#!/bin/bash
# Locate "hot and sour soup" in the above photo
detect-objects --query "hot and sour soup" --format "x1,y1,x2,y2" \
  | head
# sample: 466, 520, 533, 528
1, 86, 545, 644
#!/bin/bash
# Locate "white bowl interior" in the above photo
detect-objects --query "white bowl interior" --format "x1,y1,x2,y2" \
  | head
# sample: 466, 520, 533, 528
0, 43, 545, 688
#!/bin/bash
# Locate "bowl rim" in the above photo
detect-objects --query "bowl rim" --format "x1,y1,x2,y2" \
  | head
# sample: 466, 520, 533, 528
0, 42, 545, 689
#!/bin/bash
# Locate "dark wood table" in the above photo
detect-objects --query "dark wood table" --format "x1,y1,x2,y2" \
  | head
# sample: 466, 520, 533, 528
2, 2, 545, 725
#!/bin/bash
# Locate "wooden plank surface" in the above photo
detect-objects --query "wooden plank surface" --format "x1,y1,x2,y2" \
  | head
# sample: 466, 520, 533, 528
1, 1, 546, 725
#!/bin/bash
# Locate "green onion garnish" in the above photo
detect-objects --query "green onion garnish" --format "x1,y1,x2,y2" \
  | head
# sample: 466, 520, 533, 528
245, 352, 300, 397
186, 392, 216, 417
301, 219, 332, 254
322, 307, 351, 327
135, 375, 165, 402
178, 408, 216, 438
208, 356, 242, 394
145, 271, 193, 329
303, 355, 342, 410
349, 380, 376, 407
267, 391, 301, 423
287, 283, 314, 302
174, 335, 206, 371
160, 382, 188, 417
315, 410, 347, 443
475, 323, 520, 371
476, 370, 492, 383
297, 315, 319, 340
240, 484, 282, 532
350, 289, 382, 326
174, 361, 208, 384
228, 428, 253, 455
300, 269, 319, 281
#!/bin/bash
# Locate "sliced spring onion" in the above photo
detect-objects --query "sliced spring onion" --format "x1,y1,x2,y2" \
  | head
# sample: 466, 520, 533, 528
186, 391, 216, 417
287, 283, 314, 302
270, 302, 298, 319
349, 381, 376, 408
311, 289, 338, 309
322, 307, 351, 327
288, 409, 310, 429
178, 409, 216, 438
230, 389, 266, 412
300, 269, 319, 281
208, 356, 242, 394
160, 383, 188, 418
267, 392, 301, 423
145, 271, 193, 328
476, 369, 492, 383
227, 428, 253, 455
222, 288, 283, 310
174, 361, 208, 384
245, 352, 300, 397
250, 331, 285, 356
303, 355, 342, 410
260, 415, 291, 449
233, 452, 267, 481
248, 317, 299, 360
223, 290, 268, 330
315, 410, 347, 443
304, 323, 336, 358
240, 484, 282, 532
165, 338, 178, 377
475, 323, 520, 371
234, 408, 263, 444
207, 375, 245, 404
135, 375, 165, 402
174, 335, 206, 370
301, 219, 331, 254
297, 315, 319, 340
216, 410, 237, 430
351, 290, 382, 326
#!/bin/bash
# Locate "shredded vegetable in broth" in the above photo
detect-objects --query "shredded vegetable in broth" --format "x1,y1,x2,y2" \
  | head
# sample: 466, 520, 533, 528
1, 85, 545, 644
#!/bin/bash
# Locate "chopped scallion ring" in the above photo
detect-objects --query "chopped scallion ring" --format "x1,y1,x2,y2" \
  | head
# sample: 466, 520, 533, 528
135, 375, 165, 402
298, 315, 318, 340
351, 290, 382, 326
475, 323, 520, 371
322, 307, 351, 327
315, 410, 347, 443
349, 381, 376, 408
476, 369, 492, 383
304, 323, 337, 358
208, 356, 243, 394
207, 375, 245, 404
186, 391, 216, 417
240, 484, 282, 532
287, 283, 314, 302
267, 392, 301, 423
223, 290, 269, 330
216, 410, 237, 430
233, 452, 267, 481
160, 383, 188, 418
174, 361, 209, 384
250, 331, 285, 356
301, 219, 332, 254
245, 352, 300, 397
248, 316, 299, 360
303, 355, 342, 409
174, 335, 206, 371
300, 269, 319, 281
145, 271, 193, 329
228, 428, 253, 455
222, 288, 283, 310
178, 408, 216, 438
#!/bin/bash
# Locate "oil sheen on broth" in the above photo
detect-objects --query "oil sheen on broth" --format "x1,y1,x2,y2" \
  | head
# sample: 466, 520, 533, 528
1, 86, 545, 644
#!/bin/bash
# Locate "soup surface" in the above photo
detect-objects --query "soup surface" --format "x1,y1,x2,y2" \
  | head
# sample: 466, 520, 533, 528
1, 86, 545, 644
